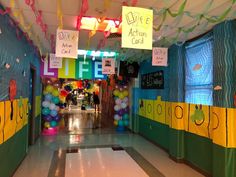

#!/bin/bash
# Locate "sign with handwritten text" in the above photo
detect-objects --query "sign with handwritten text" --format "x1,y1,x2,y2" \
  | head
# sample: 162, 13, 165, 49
102, 58, 115, 74
141, 71, 164, 89
122, 6, 153, 50
49, 53, 62, 68
55, 29, 79, 58
152, 47, 168, 66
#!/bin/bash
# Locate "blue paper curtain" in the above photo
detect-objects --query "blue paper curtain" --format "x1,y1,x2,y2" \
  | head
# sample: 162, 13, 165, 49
184, 33, 213, 105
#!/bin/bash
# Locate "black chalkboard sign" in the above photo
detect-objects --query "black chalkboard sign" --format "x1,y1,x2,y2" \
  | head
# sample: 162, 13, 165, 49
141, 71, 164, 89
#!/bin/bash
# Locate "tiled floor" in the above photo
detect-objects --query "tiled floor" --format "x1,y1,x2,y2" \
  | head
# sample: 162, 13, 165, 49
13, 109, 204, 177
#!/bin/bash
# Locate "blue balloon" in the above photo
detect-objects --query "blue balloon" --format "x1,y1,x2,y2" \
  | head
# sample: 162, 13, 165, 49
45, 94, 53, 101
42, 108, 50, 115
50, 110, 58, 117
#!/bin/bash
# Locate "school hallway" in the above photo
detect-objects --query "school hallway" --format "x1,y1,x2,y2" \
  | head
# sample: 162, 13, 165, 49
13, 108, 203, 177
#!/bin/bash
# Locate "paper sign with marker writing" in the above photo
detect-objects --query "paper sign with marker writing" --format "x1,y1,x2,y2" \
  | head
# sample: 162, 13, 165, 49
49, 53, 62, 68
152, 47, 168, 66
102, 58, 115, 74
122, 6, 153, 50
55, 29, 79, 58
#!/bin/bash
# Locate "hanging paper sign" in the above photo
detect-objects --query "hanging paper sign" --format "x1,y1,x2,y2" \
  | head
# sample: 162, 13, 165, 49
49, 53, 62, 68
122, 6, 153, 50
102, 58, 115, 74
55, 29, 79, 58
40, 57, 58, 78
152, 47, 168, 66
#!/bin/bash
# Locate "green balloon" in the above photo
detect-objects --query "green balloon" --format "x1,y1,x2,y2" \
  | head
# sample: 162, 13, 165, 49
52, 97, 60, 104
118, 120, 124, 126
42, 108, 50, 115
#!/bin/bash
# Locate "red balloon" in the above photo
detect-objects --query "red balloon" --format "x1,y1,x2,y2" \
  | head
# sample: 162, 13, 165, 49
60, 90, 68, 97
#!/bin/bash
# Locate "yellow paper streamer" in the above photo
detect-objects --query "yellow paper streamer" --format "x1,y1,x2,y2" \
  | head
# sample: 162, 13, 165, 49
57, 0, 63, 29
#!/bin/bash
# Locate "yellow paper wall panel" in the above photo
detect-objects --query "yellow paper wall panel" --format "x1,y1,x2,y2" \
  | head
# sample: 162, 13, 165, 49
0, 102, 4, 144
4, 100, 17, 142
35, 96, 41, 117
145, 100, 154, 120
171, 102, 188, 130
227, 108, 236, 148
165, 102, 172, 127
211, 106, 227, 147
188, 104, 210, 139
22, 98, 29, 125
153, 96, 165, 124
16, 99, 24, 133
138, 99, 146, 117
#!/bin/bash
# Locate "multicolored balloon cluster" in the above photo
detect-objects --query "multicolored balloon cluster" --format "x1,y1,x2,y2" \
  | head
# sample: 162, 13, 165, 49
42, 83, 61, 132
113, 86, 129, 130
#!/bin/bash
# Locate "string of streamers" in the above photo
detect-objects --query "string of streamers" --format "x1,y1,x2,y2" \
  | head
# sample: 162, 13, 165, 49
24, 0, 48, 40
57, 0, 63, 29
6, 0, 43, 57
76, 0, 89, 30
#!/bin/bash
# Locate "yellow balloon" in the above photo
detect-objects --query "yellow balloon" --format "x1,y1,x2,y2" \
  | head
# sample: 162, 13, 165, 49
44, 122, 50, 128
123, 90, 128, 97
46, 85, 53, 93
43, 90, 49, 95
119, 93, 125, 99
114, 120, 118, 126
52, 89, 59, 97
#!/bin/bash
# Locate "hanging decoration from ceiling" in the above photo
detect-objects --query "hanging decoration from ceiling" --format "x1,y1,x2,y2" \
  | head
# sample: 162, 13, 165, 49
55, 29, 79, 58
76, 0, 89, 30
121, 6, 153, 50
57, 0, 63, 29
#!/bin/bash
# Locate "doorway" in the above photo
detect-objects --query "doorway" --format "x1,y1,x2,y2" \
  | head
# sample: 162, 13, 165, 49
28, 66, 36, 146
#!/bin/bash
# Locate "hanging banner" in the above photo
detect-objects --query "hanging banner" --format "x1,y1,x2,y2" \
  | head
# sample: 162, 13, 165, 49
40, 57, 58, 78
122, 6, 153, 50
152, 47, 168, 66
55, 29, 79, 58
102, 58, 115, 74
42, 57, 106, 79
49, 53, 62, 68
58, 58, 76, 78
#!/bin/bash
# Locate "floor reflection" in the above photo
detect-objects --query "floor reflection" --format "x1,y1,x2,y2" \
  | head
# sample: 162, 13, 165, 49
60, 107, 114, 135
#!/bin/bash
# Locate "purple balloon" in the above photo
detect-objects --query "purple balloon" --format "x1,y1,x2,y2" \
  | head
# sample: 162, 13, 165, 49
43, 115, 52, 122
124, 107, 129, 113
53, 115, 61, 122
118, 109, 124, 116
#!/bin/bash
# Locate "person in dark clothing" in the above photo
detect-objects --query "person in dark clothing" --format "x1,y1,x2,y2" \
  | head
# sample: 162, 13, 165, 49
93, 92, 100, 112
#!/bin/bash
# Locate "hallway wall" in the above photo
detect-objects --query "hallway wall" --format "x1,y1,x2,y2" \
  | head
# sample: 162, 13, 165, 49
132, 20, 236, 177
0, 5, 42, 177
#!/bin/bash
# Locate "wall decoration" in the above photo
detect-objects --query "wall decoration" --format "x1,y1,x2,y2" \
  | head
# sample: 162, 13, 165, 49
55, 29, 79, 58
141, 71, 164, 89
42, 80, 61, 135
152, 47, 168, 66
191, 104, 205, 125
122, 6, 153, 50
214, 85, 222, 90
49, 53, 62, 68
113, 86, 129, 131
40, 56, 58, 78
119, 61, 139, 78
193, 64, 202, 71
102, 58, 115, 74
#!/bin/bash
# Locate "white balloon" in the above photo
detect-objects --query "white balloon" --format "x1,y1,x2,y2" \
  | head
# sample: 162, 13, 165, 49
42, 101, 50, 107
114, 114, 121, 120
121, 103, 127, 109
49, 103, 56, 110
114, 105, 121, 111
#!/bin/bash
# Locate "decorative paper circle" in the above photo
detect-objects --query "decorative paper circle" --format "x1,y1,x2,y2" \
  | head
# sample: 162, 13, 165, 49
5, 63, 10, 69
16, 58, 20, 63
9, 79, 17, 101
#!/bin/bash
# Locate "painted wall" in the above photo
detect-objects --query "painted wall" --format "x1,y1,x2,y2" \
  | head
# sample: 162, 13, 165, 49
133, 20, 236, 177
0, 6, 42, 177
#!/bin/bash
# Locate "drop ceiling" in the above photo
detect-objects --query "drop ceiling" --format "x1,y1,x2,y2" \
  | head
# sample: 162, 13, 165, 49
0, 0, 235, 60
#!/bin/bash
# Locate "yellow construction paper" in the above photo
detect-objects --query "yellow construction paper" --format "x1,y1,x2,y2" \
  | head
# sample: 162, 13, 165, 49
153, 96, 166, 124
58, 58, 76, 78
0, 102, 4, 144
122, 6, 153, 50
145, 100, 154, 120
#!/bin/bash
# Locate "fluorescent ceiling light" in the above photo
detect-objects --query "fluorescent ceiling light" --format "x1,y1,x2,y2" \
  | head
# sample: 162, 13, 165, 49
77, 49, 117, 57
